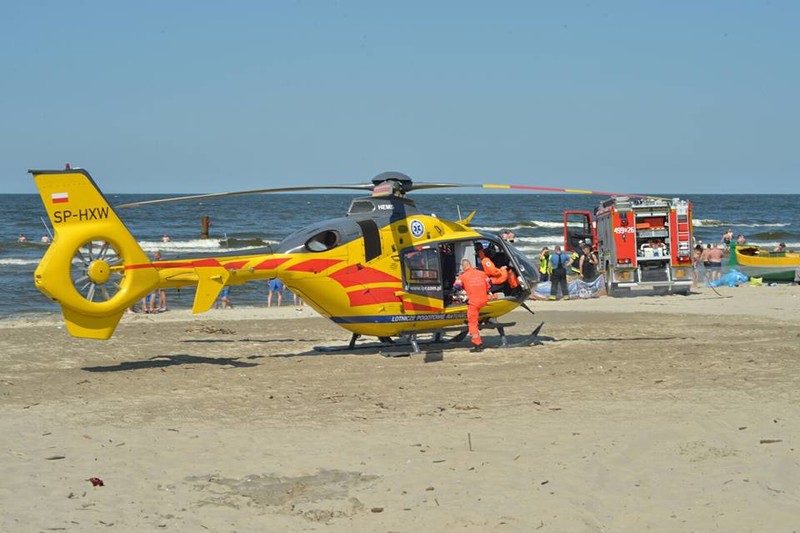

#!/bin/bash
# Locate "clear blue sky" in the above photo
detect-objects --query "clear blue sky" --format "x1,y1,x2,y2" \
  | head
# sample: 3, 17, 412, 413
2, 1, 797, 194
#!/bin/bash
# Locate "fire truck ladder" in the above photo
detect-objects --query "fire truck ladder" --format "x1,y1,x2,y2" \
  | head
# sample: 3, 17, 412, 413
675, 203, 691, 259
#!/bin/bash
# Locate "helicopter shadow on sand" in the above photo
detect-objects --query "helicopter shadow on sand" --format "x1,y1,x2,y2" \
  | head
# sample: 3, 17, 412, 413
80, 337, 332, 372
555, 335, 693, 343
179, 337, 327, 345
264, 327, 559, 361
82, 354, 259, 373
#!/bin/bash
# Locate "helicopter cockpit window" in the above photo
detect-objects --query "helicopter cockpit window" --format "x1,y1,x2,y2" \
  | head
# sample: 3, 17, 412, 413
347, 200, 376, 215
401, 247, 443, 300
305, 230, 340, 252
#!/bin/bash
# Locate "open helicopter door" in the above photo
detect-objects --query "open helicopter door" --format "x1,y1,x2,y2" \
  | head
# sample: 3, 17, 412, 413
399, 245, 445, 312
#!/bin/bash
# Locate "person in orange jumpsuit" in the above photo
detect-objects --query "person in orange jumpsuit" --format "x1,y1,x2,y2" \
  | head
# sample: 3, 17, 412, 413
476, 244, 508, 293
454, 258, 491, 352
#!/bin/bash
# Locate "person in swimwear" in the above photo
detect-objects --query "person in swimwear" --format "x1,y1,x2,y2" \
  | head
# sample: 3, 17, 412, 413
707, 243, 725, 281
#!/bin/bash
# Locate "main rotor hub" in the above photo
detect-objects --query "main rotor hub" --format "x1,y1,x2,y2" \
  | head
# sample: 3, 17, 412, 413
371, 171, 413, 197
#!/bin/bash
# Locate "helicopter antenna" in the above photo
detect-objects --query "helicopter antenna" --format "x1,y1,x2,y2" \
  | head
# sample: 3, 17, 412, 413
40, 216, 54, 240
457, 204, 462, 220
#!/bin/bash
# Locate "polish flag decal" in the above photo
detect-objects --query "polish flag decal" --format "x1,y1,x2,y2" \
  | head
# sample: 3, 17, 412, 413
51, 192, 69, 204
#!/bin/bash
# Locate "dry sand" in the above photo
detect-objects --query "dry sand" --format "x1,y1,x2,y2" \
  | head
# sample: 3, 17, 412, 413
1, 285, 799, 532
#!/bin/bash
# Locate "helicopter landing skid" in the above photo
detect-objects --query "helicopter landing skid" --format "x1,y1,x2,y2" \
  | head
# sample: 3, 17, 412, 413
397, 320, 548, 353
499, 321, 547, 348
312, 333, 401, 353
312, 332, 444, 356
312, 320, 540, 357
311, 333, 423, 356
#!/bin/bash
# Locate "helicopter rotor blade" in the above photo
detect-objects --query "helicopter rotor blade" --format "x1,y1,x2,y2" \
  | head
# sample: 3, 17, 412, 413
405, 183, 464, 191
476, 182, 663, 199
116, 178, 662, 209
116, 183, 375, 209
411, 179, 663, 198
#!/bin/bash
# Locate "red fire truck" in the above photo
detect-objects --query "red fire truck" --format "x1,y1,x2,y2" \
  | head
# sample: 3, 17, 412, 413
564, 196, 694, 296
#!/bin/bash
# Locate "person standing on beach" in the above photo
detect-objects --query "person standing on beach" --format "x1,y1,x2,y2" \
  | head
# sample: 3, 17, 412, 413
215, 285, 234, 309
721, 229, 733, 249
692, 244, 703, 288
453, 258, 491, 352
700, 244, 712, 283
548, 245, 571, 300
707, 243, 725, 281
267, 278, 284, 307
143, 251, 168, 313
538, 247, 550, 282
569, 241, 584, 277
291, 291, 304, 307
579, 243, 598, 282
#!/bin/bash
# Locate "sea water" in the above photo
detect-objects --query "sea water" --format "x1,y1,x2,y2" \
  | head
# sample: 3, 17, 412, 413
2, 190, 799, 321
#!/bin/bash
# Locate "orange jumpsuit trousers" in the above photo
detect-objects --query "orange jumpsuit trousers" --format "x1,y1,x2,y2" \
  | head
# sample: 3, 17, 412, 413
456, 266, 491, 346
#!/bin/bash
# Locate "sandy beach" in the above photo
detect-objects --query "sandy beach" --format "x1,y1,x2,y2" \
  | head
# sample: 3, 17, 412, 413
1, 285, 799, 532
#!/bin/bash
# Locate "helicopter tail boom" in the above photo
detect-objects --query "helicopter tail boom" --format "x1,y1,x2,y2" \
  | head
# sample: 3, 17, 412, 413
30, 169, 287, 339
30, 169, 164, 339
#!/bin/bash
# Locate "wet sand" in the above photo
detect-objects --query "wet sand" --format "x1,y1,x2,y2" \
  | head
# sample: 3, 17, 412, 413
1, 285, 799, 531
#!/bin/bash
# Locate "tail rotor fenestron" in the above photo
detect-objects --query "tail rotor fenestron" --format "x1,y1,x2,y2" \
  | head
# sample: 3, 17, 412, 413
70, 239, 125, 304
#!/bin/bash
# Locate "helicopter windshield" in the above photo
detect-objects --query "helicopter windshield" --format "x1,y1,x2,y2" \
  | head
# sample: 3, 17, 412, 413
477, 233, 538, 287
503, 243, 539, 285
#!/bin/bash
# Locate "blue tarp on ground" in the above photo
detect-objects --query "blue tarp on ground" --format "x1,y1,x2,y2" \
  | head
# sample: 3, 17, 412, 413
708, 268, 749, 287
533, 275, 606, 299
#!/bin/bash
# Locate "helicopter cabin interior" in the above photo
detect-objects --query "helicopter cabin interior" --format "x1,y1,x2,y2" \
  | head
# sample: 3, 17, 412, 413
400, 238, 513, 308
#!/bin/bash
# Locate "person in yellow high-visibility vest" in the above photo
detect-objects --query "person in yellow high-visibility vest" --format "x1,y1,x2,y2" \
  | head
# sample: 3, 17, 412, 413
538, 247, 550, 282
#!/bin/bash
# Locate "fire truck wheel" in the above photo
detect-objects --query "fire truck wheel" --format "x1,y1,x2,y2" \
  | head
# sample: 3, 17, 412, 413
605, 267, 616, 297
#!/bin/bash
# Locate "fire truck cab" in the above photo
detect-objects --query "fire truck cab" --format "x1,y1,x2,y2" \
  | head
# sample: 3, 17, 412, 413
564, 197, 694, 296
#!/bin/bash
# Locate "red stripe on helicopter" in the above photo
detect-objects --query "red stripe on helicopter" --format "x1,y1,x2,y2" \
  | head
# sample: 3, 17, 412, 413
190, 258, 223, 267
124, 263, 154, 270
402, 301, 443, 312
287, 259, 343, 273
328, 264, 401, 288
253, 257, 290, 270
123, 261, 189, 270
124, 258, 222, 270
347, 287, 402, 307
222, 260, 248, 270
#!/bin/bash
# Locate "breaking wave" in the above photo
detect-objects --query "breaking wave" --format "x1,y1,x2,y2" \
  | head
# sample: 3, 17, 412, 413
475, 220, 581, 232
513, 236, 564, 245
694, 219, 789, 228
747, 230, 798, 240
0, 258, 40, 266
138, 239, 277, 254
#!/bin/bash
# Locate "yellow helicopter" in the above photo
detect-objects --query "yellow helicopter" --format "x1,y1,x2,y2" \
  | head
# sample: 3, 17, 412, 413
29, 168, 626, 352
